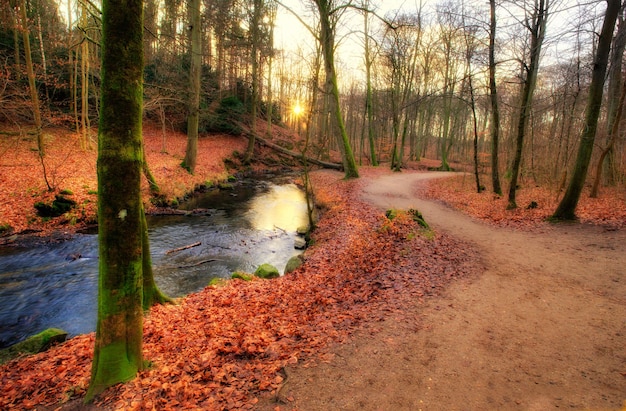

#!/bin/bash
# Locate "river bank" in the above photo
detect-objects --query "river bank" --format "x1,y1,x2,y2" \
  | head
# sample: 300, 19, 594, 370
0, 168, 481, 410
0, 125, 274, 245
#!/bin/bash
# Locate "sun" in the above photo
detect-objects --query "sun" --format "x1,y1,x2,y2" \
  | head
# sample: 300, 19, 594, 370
292, 102, 304, 116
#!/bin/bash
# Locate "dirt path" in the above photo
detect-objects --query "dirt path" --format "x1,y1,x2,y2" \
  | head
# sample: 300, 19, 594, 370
261, 172, 626, 410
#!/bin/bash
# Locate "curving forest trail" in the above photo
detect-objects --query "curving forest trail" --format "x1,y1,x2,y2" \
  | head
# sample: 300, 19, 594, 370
266, 171, 626, 410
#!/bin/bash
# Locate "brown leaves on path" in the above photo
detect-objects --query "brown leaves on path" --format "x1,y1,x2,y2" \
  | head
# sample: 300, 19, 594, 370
0, 169, 478, 410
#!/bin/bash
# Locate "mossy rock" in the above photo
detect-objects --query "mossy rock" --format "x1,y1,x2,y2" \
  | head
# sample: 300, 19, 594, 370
0, 223, 13, 235
0, 328, 67, 365
296, 225, 309, 236
294, 237, 307, 249
284, 255, 304, 274
385, 209, 397, 220
34, 195, 77, 218
208, 277, 228, 287
254, 263, 280, 279
231, 271, 254, 281
408, 208, 429, 229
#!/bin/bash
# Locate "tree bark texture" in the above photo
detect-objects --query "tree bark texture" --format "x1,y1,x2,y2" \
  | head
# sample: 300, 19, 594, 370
141, 209, 172, 309
86, 0, 145, 401
489, 0, 502, 195
184, 0, 202, 174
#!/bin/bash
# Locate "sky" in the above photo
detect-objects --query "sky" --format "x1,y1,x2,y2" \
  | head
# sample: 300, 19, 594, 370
274, 0, 427, 49
273, 0, 430, 80
272, 0, 601, 82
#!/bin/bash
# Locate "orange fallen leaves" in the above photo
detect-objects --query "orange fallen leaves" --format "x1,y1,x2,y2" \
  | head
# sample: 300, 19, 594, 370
420, 174, 626, 230
0, 125, 247, 236
0, 168, 479, 410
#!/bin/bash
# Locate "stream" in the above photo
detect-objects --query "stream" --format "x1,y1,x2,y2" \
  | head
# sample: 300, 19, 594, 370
0, 178, 308, 349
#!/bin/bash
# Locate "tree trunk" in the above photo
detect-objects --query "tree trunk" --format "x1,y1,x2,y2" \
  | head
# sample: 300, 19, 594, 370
468, 63, 481, 193
67, 0, 78, 134
36, 7, 49, 104
592, 3, 626, 194
507, 0, 548, 209
489, 0, 502, 195
363, 3, 378, 166
20, 0, 50, 190
590, 75, 626, 198
141, 208, 172, 309
553, 0, 620, 219
183, 0, 202, 174
266, 2, 277, 137
80, 13, 90, 150
86, 0, 145, 400
11, 0, 21, 80
239, 123, 342, 170
315, 0, 359, 178
244, 0, 263, 164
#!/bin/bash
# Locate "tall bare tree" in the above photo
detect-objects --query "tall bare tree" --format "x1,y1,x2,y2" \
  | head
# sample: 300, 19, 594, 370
313, 0, 359, 178
489, 0, 503, 195
20, 0, 50, 190
362, 0, 378, 166
553, 0, 621, 220
507, 0, 549, 209
590, 1, 626, 197
183, 0, 202, 173
243, 0, 264, 164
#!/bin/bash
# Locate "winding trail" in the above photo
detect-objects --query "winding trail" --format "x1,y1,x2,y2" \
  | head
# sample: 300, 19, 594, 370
264, 172, 626, 410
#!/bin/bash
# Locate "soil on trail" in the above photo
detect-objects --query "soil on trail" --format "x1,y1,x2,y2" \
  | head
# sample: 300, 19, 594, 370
261, 172, 626, 411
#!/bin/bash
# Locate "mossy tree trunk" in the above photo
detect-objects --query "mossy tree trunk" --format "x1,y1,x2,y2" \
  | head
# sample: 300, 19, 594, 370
141, 208, 172, 309
314, 0, 359, 179
553, 0, 620, 220
86, 0, 146, 401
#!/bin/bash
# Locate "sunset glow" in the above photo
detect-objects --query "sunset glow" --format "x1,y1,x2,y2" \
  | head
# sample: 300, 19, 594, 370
292, 102, 304, 116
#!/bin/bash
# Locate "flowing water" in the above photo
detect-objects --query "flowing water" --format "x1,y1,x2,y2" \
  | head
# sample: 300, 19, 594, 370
0, 179, 308, 349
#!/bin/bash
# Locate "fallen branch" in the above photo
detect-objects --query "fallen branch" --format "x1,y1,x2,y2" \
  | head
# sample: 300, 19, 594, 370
0, 130, 38, 136
177, 259, 217, 268
237, 123, 343, 171
149, 208, 189, 216
166, 242, 201, 255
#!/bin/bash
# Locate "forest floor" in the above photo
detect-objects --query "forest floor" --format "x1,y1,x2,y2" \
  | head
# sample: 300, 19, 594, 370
257, 171, 626, 410
1, 126, 625, 409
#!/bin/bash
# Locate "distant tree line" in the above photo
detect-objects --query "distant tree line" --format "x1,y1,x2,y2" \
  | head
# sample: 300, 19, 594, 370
1, 0, 625, 215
